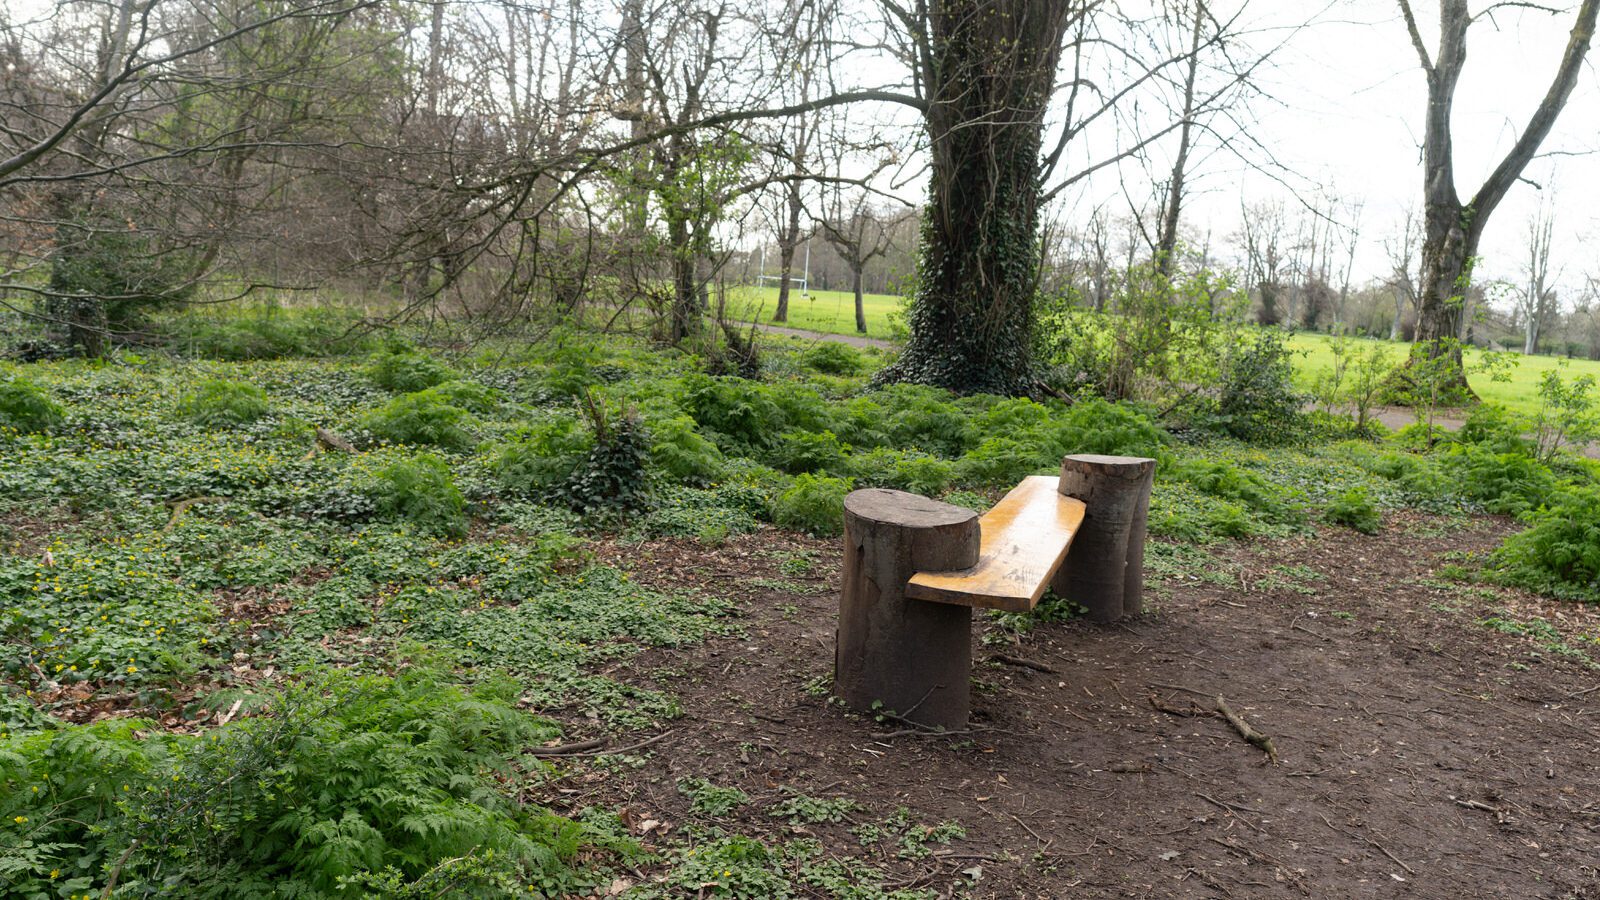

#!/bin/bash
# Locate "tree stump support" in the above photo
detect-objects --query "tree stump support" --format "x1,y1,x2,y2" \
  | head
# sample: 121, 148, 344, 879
834, 489, 980, 731
1051, 454, 1156, 623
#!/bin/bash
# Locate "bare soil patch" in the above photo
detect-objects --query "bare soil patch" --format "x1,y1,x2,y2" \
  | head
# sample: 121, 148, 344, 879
577, 516, 1600, 898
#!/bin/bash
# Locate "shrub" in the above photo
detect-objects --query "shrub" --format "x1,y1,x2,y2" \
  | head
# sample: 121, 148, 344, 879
0, 669, 619, 898
490, 417, 594, 497
361, 391, 476, 450
767, 429, 851, 475
1214, 329, 1306, 443
954, 436, 1048, 487
367, 349, 456, 393
1493, 485, 1600, 600
1455, 403, 1531, 455
773, 473, 853, 536
176, 378, 271, 427
1050, 397, 1168, 458
0, 374, 63, 432
1171, 458, 1301, 523
1323, 486, 1381, 534
48, 225, 196, 332
421, 379, 504, 414
1446, 445, 1556, 516
801, 342, 865, 375
872, 384, 971, 456
648, 415, 725, 485
371, 453, 467, 536
168, 309, 375, 360
681, 374, 786, 450
851, 447, 956, 497
560, 399, 652, 514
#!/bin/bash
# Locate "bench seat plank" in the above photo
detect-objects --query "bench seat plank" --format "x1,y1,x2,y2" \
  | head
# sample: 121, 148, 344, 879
905, 475, 1086, 613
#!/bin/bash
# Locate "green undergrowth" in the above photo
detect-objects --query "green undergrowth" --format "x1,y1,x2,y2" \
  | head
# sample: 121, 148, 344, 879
2, 320, 1598, 895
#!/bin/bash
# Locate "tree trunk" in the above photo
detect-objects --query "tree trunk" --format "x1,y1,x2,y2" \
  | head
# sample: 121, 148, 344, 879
774, 184, 801, 323
852, 264, 867, 333
835, 489, 980, 730
1156, 1, 1205, 280
667, 212, 699, 343
877, 0, 1072, 396
1404, 0, 1599, 389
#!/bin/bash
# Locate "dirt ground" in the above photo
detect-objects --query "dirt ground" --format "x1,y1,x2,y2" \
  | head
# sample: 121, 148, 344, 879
578, 513, 1600, 899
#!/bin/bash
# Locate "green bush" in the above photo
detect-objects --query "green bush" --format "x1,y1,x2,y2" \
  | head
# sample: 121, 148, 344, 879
1171, 458, 1301, 524
371, 453, 467, 536
872, 384, 971, 457
48, 225, 196, 330
1050, 397, 1168, 458
1446, 445, 1556, 516
168, 309, 375, 360
0, 669, 620, 898
176, 378, 271, 427
850, 447, 955, 496
772, 473, 853, 536
682, 374, 787, 451
1454, 403, 1531, 455
490, 418, 594, 497
801, 342, 865, 375
954, 436, 1048, 487
768, 429, 851, 475
561, 403, 651, 514
0, 374, 64, 433
1213, 330, 1306, 443
367, 349, 457, 393
1493, 485, 1600, 600
1323, 486, 1381, 534
361, 391, 476, 451
421, 379, 504, 415
648, 415, 725, 485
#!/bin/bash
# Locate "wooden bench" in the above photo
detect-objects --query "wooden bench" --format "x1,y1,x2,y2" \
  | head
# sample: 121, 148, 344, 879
834, 454, 1155, 730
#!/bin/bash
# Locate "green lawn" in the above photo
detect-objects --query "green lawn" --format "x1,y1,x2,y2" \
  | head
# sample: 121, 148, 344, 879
722, 285, 905, 341
716, 287, 1600, 417
1290, 332, 1600, 418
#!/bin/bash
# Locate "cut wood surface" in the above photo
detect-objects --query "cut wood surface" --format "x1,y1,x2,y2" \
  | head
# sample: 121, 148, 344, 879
906, 476, 1086, 612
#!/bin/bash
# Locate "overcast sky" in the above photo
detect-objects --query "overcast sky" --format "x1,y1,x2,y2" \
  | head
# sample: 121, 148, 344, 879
1127, 0, 1600, 295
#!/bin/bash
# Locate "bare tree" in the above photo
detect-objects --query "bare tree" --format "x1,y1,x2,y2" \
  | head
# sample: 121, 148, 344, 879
1384, 207, 1423, 340
1518, 201, 1560, 355
1398, 0, 1599, 390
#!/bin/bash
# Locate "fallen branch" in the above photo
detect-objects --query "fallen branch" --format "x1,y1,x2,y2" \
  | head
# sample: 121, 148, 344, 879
316, 427, 356, 453
530, 730, 674, 758
988, 654, 1060, 675
1149, 693, 1278, 764
1214, 696, 1279, 764
163, 496, 229, 532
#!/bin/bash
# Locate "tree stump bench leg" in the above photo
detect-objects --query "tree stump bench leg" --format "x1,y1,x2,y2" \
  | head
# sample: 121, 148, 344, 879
1052, 454, 1156, 623
834, 489, 980, 730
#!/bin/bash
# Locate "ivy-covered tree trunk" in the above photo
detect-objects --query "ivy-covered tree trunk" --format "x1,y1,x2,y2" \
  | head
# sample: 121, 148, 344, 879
879, 0, 1071, 396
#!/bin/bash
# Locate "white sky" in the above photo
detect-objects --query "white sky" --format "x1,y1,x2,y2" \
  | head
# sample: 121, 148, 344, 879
1137, 0, 1600, 296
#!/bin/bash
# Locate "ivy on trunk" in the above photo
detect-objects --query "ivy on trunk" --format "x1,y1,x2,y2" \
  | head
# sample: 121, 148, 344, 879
877, 0, 1072, 396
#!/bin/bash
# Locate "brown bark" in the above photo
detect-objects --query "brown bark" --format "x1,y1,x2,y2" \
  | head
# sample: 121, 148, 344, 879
835, 489, 981, 731
1051, 454, 1156, 624
1402, 0, 1599, 386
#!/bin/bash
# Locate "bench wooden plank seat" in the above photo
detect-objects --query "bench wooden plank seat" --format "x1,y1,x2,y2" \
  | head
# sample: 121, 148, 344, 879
904, 475, 1085, 613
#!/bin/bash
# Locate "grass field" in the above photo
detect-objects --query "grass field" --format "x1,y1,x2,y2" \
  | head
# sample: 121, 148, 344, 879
722, 285, 905, 340
720, 283, 1600, 416
1291, 332, 1600, 418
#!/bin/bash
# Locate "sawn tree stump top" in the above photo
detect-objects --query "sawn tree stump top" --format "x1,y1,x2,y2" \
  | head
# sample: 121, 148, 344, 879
844, 488, 981, 529
905, 475, 1086, 612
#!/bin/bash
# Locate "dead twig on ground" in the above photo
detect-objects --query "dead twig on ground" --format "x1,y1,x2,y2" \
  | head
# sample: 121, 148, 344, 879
1149, 692, 1279, 764
988, 654, 1060, 674
530, 730, 674, 758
